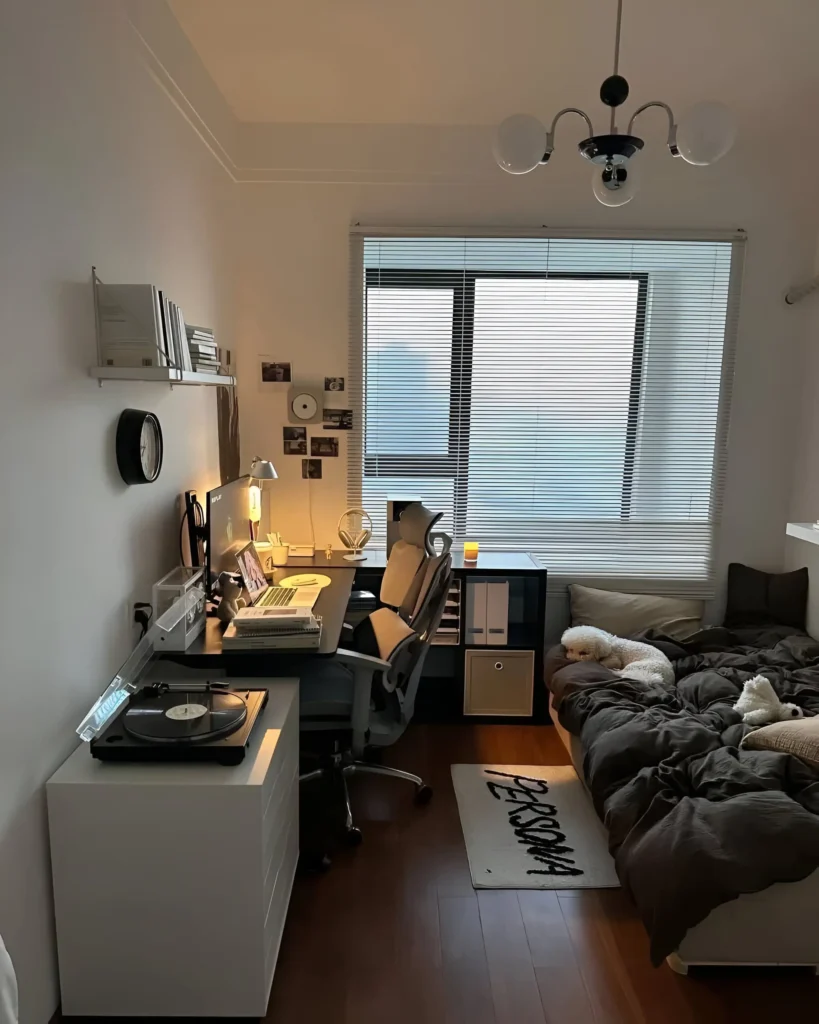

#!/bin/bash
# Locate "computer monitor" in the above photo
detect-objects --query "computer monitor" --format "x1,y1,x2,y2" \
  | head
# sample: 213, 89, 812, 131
206, 476, 252, 591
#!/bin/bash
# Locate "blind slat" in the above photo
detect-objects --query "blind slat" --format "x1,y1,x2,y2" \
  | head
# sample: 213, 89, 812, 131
348, 233, 743, 598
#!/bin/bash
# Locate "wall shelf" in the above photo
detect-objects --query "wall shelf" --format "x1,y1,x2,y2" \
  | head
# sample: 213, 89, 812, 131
786, 522, 819, 546
90, 367, 235, 388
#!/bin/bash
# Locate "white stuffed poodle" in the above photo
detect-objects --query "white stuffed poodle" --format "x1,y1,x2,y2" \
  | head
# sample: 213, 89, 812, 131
733, 675, 803, 726
561, 625, 674, 687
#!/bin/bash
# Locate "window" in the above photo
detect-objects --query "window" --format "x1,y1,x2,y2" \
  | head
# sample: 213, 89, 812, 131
349, 235, 743, 596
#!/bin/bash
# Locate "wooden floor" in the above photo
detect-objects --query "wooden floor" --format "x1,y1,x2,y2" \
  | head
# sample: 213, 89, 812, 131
267, 724, 819, 1024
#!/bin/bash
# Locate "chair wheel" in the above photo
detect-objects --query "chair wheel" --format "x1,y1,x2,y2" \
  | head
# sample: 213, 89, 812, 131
345, 826, 363, 846
299, 851, 332, 873
414, 784, 433, 805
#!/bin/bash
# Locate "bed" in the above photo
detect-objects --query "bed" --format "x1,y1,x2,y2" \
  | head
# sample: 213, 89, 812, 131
545, 624, 819, 974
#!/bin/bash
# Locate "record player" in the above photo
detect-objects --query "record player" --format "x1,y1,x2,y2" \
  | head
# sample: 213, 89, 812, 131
89, 682, 269, 766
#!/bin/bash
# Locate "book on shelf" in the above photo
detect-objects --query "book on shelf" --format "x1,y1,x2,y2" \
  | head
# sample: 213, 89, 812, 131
158, 291, 175, 367
175, 304, 192, 372
186, 324, 214, 338
190, 364, 221, 375
97, 284, 167, 367
168, 298, 181, 368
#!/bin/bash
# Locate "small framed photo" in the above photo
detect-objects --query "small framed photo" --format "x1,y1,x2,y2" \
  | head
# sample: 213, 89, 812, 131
311, 436, 338, 457
283, 426, 307, 455
323, 408, 352, 430
258, 356, 291, 390
302, 458, 323, 480
324, 376, 345, 392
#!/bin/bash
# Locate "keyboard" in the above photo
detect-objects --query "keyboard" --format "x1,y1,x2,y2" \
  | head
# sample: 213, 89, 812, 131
257, 586, 294, 608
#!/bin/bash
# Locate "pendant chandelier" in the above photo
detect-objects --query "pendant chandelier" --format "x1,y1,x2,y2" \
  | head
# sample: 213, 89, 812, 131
493, 0, 737, 206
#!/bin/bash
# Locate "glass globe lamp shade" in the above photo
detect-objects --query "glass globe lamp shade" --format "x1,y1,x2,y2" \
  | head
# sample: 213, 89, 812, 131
493, 114, 547, 174
676, 102, 736, 166
592, 158, 640, 207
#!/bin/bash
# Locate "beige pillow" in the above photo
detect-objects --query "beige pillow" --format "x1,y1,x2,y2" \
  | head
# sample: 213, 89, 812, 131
569, 584, 703, 640
741, 717, 819, 768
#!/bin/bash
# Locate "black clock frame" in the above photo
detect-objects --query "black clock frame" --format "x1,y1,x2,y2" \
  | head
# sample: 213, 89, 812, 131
116, 408, 163, 485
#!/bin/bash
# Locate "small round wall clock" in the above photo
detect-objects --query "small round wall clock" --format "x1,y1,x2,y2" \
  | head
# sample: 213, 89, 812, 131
116, 409, 163, 485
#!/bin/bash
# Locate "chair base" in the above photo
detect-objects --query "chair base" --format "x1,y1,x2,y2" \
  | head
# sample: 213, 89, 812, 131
299, 753, 432, 845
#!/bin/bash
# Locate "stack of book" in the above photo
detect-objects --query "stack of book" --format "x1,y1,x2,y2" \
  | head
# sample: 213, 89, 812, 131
222, 608, 322, 650
96, 282, 219, 375
186, 325, 221, 375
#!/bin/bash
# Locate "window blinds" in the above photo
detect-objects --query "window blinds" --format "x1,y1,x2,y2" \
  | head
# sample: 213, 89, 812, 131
348, 231, 744, 597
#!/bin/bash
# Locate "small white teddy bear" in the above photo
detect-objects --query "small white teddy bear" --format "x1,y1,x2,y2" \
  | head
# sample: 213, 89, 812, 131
561, 625, 674, 687
733, 675, 803, 726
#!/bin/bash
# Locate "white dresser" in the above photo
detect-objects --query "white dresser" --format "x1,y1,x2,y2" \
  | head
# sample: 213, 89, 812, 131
47, 679, 299, 1018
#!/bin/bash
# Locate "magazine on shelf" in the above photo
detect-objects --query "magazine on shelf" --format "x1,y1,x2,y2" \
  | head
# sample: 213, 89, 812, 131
97, 283, 167, 367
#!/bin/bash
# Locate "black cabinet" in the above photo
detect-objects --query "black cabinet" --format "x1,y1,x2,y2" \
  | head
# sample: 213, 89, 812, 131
354, 551, 548, 724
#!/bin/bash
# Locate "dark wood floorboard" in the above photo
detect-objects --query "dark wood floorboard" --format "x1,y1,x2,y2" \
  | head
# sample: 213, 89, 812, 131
477, 889, 547, 1023
53, 724, 819, 1024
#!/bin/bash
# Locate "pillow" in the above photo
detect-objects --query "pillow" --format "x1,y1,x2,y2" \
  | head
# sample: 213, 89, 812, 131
723, 563, 808, 630
741, 717, 819, 768
569, 584, 703, 640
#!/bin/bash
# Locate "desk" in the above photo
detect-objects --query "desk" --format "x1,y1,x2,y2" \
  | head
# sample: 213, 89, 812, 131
168, 564, 355, 671
162, 549, 548, 722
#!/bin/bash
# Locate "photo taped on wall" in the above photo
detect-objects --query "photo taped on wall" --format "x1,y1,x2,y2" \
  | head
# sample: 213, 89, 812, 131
311, 436, 338, 458
260, 360, 291, 383
322, 408, 352, 430
302, 458, 322, 480
324, 376, 345, 392
283, 426, 307, 455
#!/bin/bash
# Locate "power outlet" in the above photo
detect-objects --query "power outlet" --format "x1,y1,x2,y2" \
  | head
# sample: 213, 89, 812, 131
133, 602, 152, 637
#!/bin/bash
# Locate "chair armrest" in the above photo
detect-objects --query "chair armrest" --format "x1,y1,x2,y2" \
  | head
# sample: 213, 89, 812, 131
334, 648, 392, 673
333, 648, 392, 757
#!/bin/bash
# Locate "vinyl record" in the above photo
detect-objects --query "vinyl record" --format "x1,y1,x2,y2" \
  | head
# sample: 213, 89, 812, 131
123, 690, 247, 745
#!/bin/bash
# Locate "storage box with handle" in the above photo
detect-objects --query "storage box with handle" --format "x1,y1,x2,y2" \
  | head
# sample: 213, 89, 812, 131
463, 649, 534, 716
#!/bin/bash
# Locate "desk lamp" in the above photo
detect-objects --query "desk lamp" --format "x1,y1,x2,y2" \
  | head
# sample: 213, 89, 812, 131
248, 456, 278, 540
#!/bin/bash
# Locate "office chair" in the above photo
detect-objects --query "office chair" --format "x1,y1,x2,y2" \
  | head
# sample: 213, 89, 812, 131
347, 502, 444, 625
299, 551, 453, 845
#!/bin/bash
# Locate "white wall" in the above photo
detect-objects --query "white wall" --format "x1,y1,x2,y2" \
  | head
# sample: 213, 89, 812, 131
0, 2, 230, 1020
231, 140, 818, 617
785, 234, 819, 635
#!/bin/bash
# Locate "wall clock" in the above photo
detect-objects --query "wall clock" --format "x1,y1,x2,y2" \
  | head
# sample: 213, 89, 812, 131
116, 409, 163, 485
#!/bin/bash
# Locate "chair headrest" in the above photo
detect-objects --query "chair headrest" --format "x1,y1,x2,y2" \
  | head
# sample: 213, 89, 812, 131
399, 503, 443, 555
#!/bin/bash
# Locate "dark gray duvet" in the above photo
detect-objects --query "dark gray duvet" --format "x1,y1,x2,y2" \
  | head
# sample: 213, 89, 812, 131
545, 625, 819, 965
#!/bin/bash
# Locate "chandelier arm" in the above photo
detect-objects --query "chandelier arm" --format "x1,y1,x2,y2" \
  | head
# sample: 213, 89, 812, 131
544, 108, 594, 160
626, 101, 679, 156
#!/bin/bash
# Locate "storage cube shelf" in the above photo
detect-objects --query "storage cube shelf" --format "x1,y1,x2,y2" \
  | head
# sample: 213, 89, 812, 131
433, 578, 462, 646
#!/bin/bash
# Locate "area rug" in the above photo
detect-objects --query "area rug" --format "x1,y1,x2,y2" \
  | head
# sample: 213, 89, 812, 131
451, 764, 620, 889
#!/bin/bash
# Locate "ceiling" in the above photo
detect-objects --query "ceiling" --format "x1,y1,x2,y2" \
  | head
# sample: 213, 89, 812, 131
169, 0, 819, 128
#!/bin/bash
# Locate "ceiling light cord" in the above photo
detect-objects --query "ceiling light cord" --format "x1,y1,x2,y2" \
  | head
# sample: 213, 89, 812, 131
612, 0, 623, 76
610, 0, 623, 131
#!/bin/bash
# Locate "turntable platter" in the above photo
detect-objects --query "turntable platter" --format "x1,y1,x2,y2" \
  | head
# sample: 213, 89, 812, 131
123, 690, 248, 745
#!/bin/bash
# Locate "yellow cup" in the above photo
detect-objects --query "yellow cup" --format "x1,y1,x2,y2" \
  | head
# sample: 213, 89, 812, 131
463, 541, 479, 561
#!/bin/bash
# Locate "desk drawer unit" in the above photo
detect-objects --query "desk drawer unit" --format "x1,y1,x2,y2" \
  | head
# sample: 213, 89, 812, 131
464, 649, 535, 716
47, 679, 299, 1019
